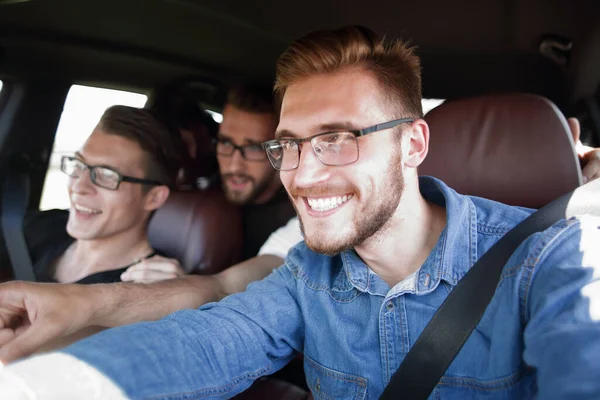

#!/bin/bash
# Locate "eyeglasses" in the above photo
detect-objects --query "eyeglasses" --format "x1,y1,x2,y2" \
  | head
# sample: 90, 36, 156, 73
214, 137, 267, 162
261, 118, 414, 171
60, 156, 163, 190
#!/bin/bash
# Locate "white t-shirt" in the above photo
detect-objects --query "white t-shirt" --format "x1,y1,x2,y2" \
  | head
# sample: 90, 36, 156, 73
257, 217, 303, 259
0, 353, 127, 399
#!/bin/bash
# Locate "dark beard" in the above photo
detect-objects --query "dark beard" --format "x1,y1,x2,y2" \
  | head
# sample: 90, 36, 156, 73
222, 171, 275, 205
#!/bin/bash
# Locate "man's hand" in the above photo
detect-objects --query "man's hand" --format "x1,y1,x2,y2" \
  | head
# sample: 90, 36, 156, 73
121, 255, 186, 283
579, 146, 600, 184
568, 117, 600, 184
0, 282, 94, 364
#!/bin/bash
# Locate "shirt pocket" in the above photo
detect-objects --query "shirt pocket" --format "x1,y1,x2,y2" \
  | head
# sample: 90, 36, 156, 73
304, 355, 367, 400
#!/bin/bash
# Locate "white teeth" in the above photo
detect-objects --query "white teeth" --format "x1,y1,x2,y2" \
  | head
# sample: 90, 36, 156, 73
74, 204, 101, 215
307, 194, 353, 212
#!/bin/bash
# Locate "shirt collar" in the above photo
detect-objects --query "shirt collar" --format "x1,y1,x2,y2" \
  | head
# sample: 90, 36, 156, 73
340, 176, 478, 297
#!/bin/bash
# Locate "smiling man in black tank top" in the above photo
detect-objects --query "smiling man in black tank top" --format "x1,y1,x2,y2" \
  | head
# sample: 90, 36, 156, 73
8, 105, 182, 284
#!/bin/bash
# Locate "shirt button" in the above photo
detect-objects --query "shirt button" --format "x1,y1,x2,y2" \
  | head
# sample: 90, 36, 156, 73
423, 273, 431, 287
315, 379, 321, 392
386, 302, 394, 311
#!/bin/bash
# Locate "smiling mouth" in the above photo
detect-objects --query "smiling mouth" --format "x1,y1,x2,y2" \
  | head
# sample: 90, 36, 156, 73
306, 194, 353, 212
74, 204, 102, 215
226, 175, 253, 189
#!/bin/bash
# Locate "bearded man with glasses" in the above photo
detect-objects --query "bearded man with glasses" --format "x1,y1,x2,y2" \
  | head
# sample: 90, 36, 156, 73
212, 84, 297, 260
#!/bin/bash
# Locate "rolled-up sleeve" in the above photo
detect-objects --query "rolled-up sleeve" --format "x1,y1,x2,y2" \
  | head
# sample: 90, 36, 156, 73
523, 216, 600, 399
62, 264, 304, 399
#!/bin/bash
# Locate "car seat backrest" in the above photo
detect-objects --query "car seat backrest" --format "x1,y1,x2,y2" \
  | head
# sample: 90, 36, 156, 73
148, 188, 243, 274
421, 93, 582, 208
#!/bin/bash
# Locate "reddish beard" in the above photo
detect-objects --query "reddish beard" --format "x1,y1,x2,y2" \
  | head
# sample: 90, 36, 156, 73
288, 153, 404, 256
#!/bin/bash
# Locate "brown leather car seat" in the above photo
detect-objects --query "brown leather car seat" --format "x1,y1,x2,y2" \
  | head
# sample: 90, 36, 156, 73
148, 188, 243, 274
421, 93, 583, 208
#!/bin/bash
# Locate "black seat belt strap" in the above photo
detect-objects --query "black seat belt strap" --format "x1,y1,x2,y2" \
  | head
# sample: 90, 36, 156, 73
1, 171, 37, 281
379, 179, 600, 400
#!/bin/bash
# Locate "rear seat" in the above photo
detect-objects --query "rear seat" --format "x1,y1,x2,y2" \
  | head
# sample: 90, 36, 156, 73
148, 188, 243, 274
421, 93, 582, 208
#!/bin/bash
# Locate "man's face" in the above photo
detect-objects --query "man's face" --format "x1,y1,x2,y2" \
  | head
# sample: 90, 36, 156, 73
278, 69, 406, 255
66, 129, 156, 241
217, 104, 278, 205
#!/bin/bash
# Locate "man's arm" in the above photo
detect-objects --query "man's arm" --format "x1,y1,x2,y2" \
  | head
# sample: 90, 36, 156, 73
98, 254, 284, 327
104, 253, 285, 326
522, 216, 600, 398
0, 254, 283, 363
0, 265, 303, 399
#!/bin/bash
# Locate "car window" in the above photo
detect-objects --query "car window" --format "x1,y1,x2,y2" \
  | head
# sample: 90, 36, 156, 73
204, 100, 444, 126
422, 98, 445, 115
205, 109, 223, 123
39, 85, 147, 211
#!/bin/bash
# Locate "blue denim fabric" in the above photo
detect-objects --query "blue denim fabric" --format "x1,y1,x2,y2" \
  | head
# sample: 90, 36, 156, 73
63, 177, 600, 399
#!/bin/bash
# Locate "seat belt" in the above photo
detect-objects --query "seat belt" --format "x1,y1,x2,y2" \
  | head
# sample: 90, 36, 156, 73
379, 179, 600, 400
1, 170, 37, 281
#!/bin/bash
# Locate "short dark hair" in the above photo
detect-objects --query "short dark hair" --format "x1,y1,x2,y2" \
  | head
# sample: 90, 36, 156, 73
98, 105, 181, 188
177, 103, 219, 139
226, 84, 276, 115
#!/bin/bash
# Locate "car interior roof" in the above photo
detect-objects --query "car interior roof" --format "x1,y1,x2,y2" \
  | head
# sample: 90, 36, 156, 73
0, 0, 599, 107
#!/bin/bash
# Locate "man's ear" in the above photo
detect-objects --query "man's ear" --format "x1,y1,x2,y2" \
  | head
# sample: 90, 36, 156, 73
143, 186, 170, 212
403, 119, 429, 169
568, 117, 581, 145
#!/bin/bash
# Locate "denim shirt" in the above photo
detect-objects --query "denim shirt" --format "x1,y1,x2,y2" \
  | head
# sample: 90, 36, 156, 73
64, 177, 600, 399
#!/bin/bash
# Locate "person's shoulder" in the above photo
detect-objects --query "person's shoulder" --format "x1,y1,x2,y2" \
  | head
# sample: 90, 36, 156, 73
510, 214, 600, 290
528, 215, 600, 262
511, 215, 600, 324
421, 176, 534, 238
470, 196, 535, 237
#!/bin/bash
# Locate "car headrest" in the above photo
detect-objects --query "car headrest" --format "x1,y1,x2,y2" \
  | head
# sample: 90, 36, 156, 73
420, 93, 583, 208
148, 189, 243, 274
